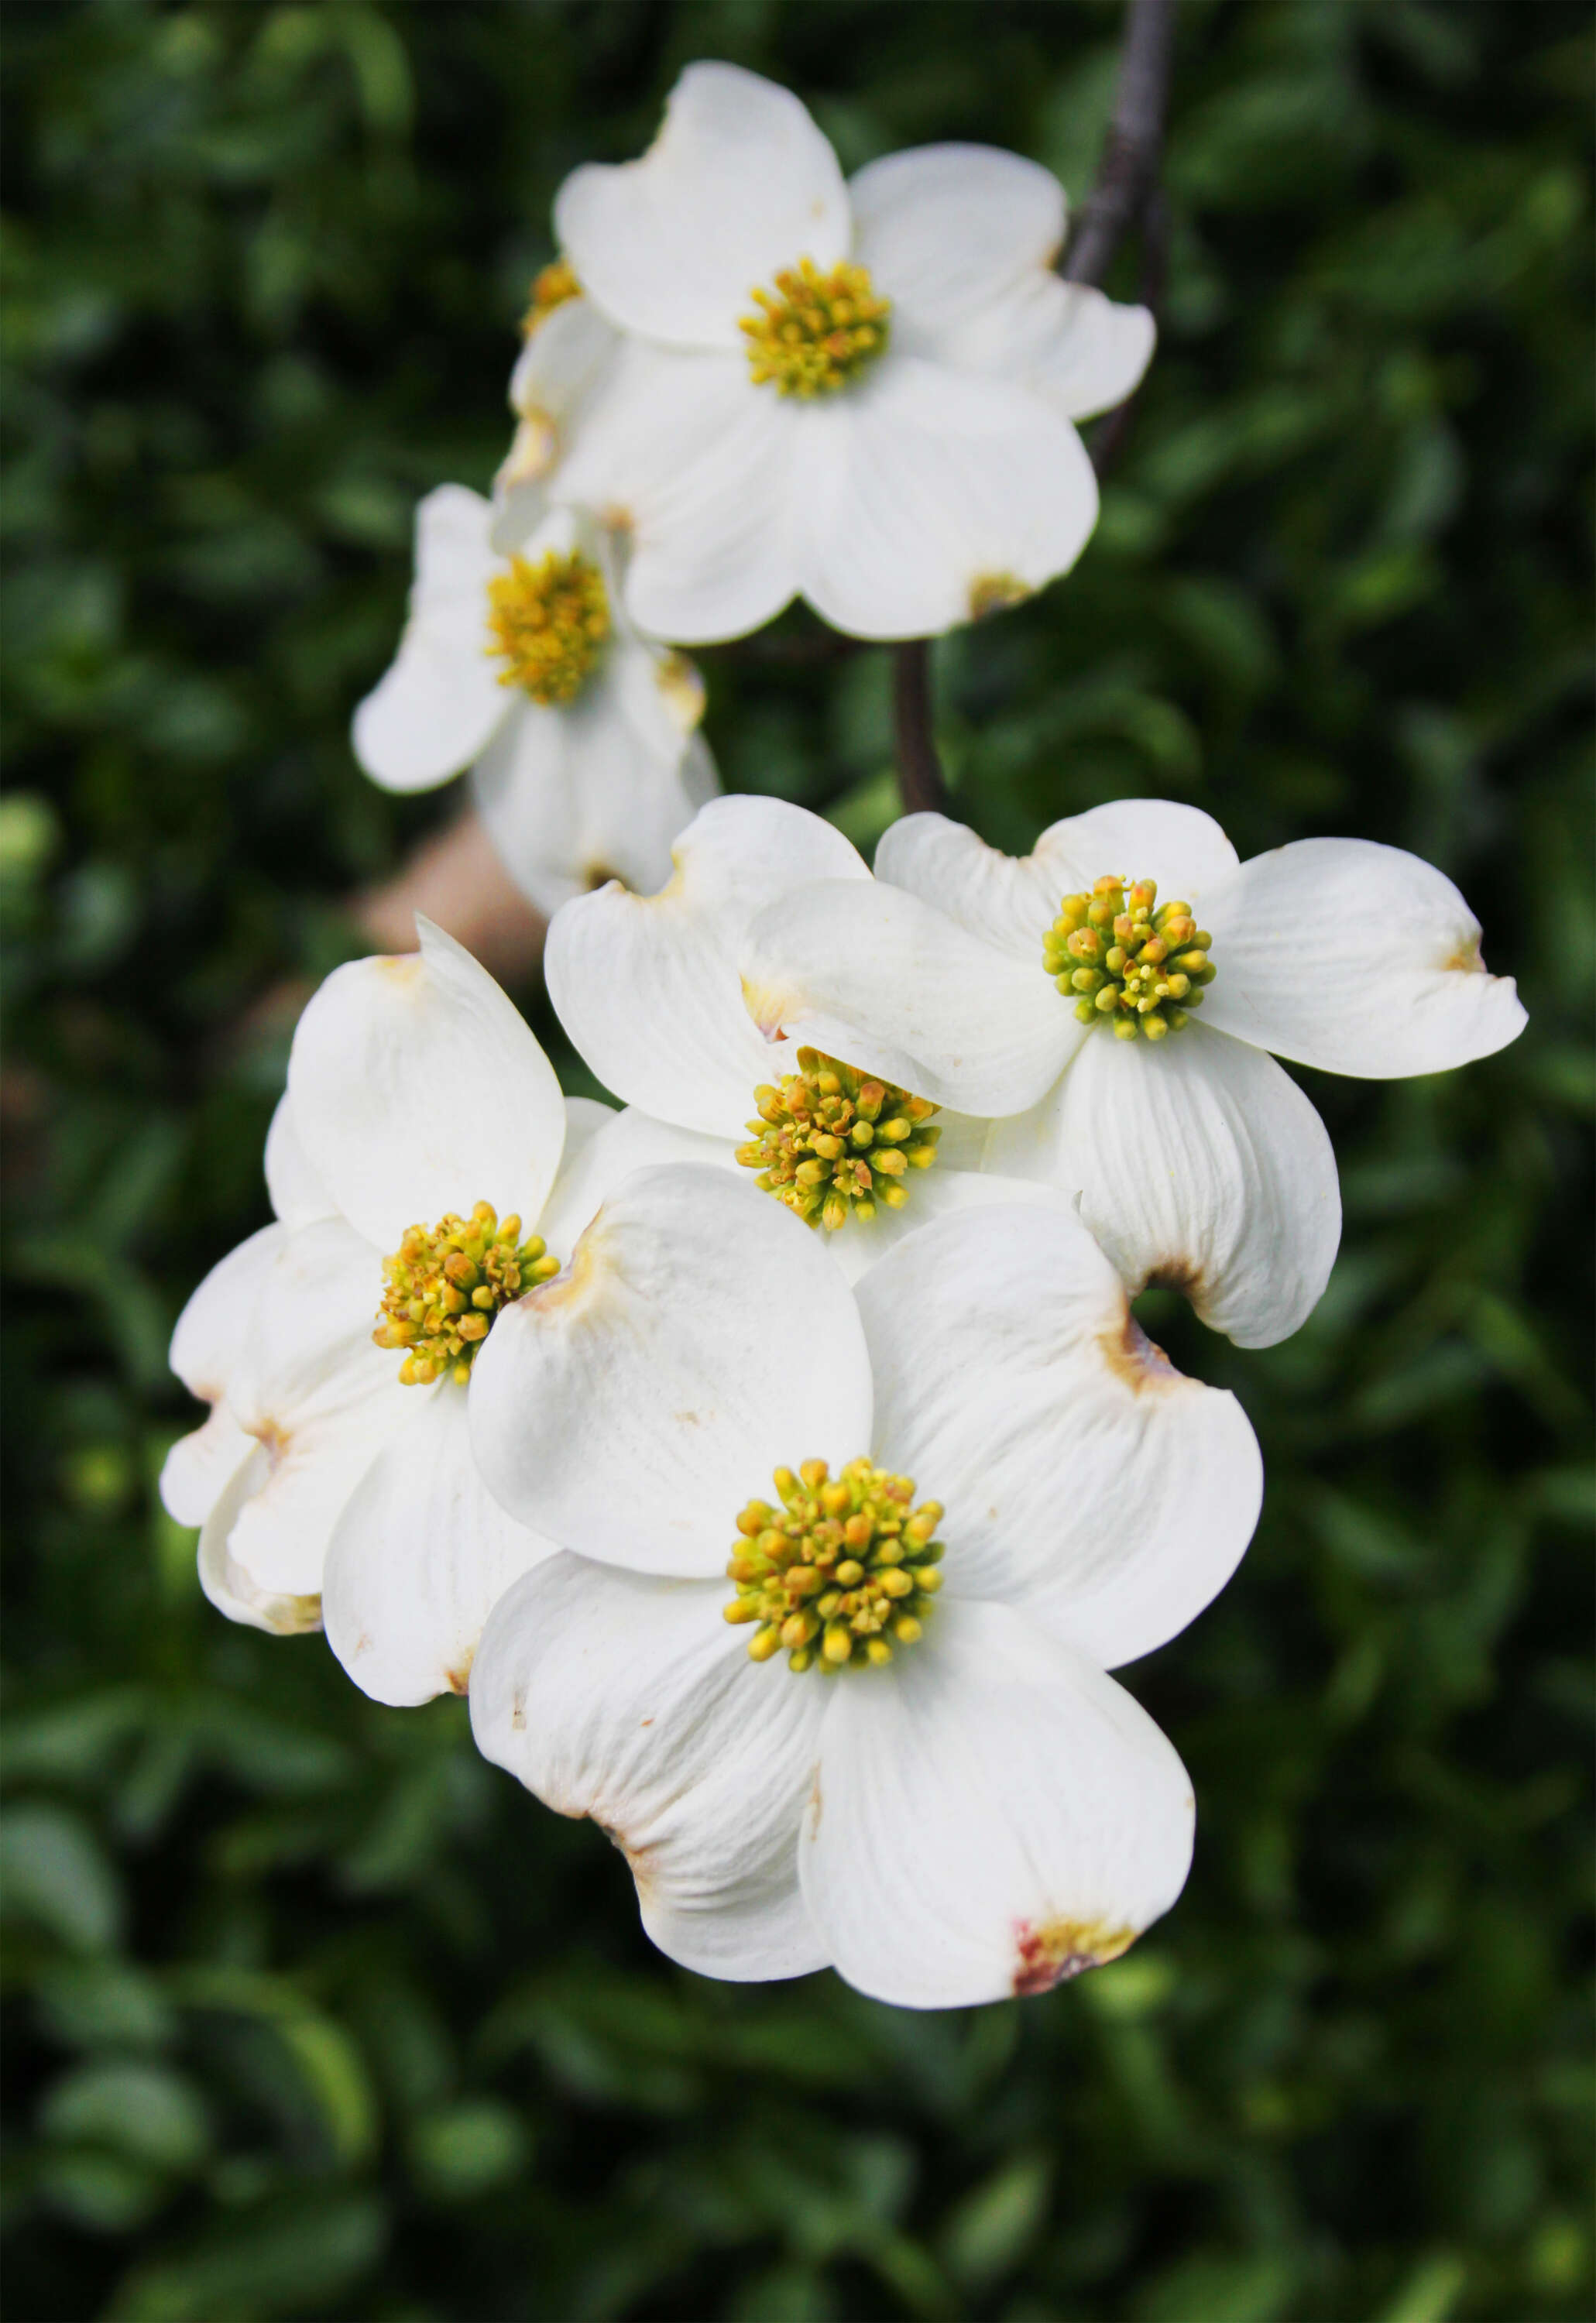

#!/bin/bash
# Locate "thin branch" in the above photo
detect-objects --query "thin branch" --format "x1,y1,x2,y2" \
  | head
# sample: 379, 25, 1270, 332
1060, 0, 1176, 290
892, 640, 946, 817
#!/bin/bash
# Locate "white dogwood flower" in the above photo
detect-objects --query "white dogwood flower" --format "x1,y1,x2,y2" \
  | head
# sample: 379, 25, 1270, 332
544, 794, 1054, 1282
159, 918, 654, 1704
530, 61, 1153, 643
739, 801, 1528, 1347
353, 490, 717, 914
467, 1175, 1261, 2007
493, 259, 623, 549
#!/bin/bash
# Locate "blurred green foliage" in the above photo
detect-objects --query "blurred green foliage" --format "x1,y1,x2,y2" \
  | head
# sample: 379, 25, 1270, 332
3, 2, 1592, 2318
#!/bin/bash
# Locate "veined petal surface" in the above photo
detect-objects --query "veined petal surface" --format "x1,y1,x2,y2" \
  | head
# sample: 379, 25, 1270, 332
874, 812, 1074, 962
472, 1556, 828, 1978
985, 1024, 1341, 1348
1196, 836, 1527, 1077
287, 917, 565, 1252
322, 1381, 557, 1707
801, 1602, 1194, 2009
469, 1166, 874, 1578
741, 877, 1077, 1116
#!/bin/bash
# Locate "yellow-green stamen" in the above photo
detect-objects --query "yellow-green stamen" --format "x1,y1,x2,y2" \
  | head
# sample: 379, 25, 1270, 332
1042, 876, 1217, 1042
722, 1457, 945, 1674
521, 257, 581, 336
736, 1047, 940, 1232
373, 1201, 560, 1386
741, 259, 891, 396
485, 549, 609, 705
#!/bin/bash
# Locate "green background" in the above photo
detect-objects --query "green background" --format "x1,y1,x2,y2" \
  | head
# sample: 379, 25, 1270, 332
4, 3, 1591, 2318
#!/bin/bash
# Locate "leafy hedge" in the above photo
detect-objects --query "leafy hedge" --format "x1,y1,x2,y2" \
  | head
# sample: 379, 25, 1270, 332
3, 3, 1591, 2318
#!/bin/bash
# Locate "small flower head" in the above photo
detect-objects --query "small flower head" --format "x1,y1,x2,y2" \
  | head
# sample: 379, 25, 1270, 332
736, 1047, 939, 1231
741, 259, 891, 397
1043, 875, 1217, 1042
485, 548, 609, 705
374, 1202, 561, 1386
521, 256, 582, 337
722, 1457, 945, 1673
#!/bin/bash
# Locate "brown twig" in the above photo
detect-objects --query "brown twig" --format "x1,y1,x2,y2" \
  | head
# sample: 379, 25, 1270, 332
1060, 0, 1176, 292
891, 639, 947, 818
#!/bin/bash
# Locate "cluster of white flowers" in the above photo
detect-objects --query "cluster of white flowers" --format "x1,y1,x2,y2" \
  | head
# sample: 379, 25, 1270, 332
163, 65, 1525, 2009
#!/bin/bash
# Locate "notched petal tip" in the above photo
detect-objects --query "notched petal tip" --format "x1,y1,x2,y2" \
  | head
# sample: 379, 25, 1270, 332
1098, 1303, 1189, 1396
499, 410, 559, 486
1012, 1915, 1138, 1996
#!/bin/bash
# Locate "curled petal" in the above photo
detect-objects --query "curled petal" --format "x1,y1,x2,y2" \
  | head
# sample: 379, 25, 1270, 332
858, 1202, 1262, 1664
323, 1381, 557, 1707
352, 486, 506, 793
985, 1024, 1341, 1349
874, 812, 1070, 962
198, 1445, 324, 1636
472, 1556, 828, 1980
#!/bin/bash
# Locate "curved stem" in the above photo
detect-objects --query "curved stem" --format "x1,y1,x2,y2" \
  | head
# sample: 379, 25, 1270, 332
1060, 0, 1176, 290
892, 639, 946, 817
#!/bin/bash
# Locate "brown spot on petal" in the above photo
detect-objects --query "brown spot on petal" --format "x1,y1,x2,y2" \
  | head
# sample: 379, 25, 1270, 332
1099, 1303, 1183, 1394
968, 571, 1031, 621
500, 410, 558, 482
596, 1817, 655, 1900
377, 954, 425, 986
510, 1690, 527, 1732
250, 1416, 292, 1465
1444, 937, 1486, 974
806, 1767, 823, 1840
1013, 1916, 1137, 1996
584, 863, 624, 892
444, 1649, 474, 1696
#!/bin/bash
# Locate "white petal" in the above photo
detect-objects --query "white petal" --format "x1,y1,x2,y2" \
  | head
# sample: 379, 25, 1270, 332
857, 1203, 1262, 1664
223, 1220, 410, 1596
555, 342, 799, 645
1038, 798, 1241, 898
322, 1381, 556, 1707
494, 297, 623, 549
168, 1222, 286, 1404
197, 1445, 324, 1636
287, 917, 565, 1252
534, 1105, 740, 1264
1196, 837, 1527, 1078
554, 63, 849, 350
546, 794, 869, 1140
849, 144, 1065, 338
559, 1093, 617, 1165
264, 1095, 334, 1230
472, 1556, 828, 1978
874, 812, 1070, 962
469, 640, 718, 919
800, 1602, 1194, 2009
352, 486, 506, 793
943, 276, 1155, 422
815, 1164, 1073, 1288
795, 357, 1099, 640
469, 1165, 874, 1579
160, 1402, 256, 1529
740, 877, 1078, 1116
985, 1024, 1342, 1349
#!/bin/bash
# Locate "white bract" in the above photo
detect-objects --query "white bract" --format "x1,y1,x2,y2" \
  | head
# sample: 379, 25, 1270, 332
739, 801, 1528, 1348
353, 491, 717, 914
544, 793, 1058, 1283
160, 918, 656, 1706
467, 1173, 1261, 2007
513, 60, 1153, 643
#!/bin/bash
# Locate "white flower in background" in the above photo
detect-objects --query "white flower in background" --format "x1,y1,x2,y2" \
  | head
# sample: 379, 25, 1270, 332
493, 259, 622, 549
160, 918, 638, 1705
544, 794, 1057, 1282
739, 801, 1528, 1348
353, 490, 718, 915
524, 60, 1153, 644
466, 1175, 1261, 2007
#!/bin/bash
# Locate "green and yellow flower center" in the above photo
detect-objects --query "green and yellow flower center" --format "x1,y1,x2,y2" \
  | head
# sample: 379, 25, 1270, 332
1043, 875, 1217, 1043
741, 259, 891, 396
521, 256, 581, 336
373, 1202, 560, 1386
723, 1457, 945, 1674
485, 549, 609, 705
736, 1047, 939, 1232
